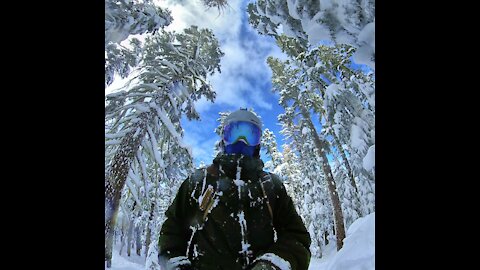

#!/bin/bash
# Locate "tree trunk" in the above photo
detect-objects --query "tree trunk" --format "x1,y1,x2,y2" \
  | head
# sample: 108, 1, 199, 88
105, 115, 149, 265
330, 131, 358, 193
301, 108, 346, 250
324, 230, 329, 246
119, 215, 125, 256
127, 218, 134, 256
330, 130, 363, 216
144, 202, 155, 256
135, 225, 142, 256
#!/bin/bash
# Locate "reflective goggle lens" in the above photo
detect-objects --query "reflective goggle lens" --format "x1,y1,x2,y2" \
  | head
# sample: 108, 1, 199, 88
223, 121, 262, 146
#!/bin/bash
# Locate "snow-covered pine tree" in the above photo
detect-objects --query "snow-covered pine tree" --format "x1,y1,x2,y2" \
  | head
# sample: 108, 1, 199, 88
268, 55, 347, 250
277, 144, 301, 202
105, 0, 173, 86
331, 150, 359, 229
105, 0, 172, 45
260, 128, 283, 172
213, 111, 231, 157
325, 83, 375, 215
247, 0, 375, 69
269, 39, 374, 216
278, 108, 333, 257
269, 40, 375, 254
105, 25, 223, 267
247, 0, 376, 220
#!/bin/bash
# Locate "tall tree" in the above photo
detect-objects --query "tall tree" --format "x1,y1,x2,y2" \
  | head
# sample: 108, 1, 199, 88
105, 0, 173, 86
271, 39, 375, 214
277, 144, 302, 203
248, 0, 375, 69
270, 57, 346, 250
105, 0, 172, 44
213, 111, 231, 157
278, 108, 335, 256
260, 128, 283, 172
105, 26, 223, 267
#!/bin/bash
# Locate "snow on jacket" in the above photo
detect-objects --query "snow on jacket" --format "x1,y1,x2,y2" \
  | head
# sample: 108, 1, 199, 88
158, 154, 311, 270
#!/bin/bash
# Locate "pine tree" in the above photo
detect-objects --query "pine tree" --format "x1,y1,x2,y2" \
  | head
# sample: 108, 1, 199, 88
268, 41, 375, 253
105, 26, 223, 267
105, 0, 172, 44
270, 57, 347, 250
213, 111, 231, 157
260, 128, 283, 172
273, 144, 301, 206
278, 110, 334, 257
105, 0, 173, 86
247, 0, 375, 68
271, 40, 375, 214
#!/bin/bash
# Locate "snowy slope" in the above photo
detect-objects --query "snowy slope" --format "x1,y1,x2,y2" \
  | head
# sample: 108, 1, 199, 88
108, 251, 144, 270
324, 212, 375, 270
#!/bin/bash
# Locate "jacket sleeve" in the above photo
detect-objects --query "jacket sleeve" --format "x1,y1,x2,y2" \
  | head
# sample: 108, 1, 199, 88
158, 177, 198, 269
255, 175, 311, 270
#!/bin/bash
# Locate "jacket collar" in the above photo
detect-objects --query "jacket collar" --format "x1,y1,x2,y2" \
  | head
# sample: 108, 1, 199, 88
212, 153, 264, 181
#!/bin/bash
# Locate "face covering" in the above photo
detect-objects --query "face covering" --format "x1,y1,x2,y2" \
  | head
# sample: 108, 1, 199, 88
224, 141, 256, 157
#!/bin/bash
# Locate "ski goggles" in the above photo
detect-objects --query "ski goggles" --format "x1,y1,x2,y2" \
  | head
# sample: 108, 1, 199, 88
223, 121, 262, 146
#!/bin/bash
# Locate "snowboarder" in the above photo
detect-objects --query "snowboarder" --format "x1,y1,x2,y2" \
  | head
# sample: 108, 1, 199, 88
158, 108, 311, 270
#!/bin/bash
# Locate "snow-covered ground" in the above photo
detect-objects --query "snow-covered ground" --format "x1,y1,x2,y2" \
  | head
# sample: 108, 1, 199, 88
107, 213, 374, 270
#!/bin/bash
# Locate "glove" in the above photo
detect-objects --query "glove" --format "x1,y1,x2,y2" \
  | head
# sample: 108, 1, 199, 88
173, 266, 192, 270
250, 260, 279, 270
174, 266, 192, 270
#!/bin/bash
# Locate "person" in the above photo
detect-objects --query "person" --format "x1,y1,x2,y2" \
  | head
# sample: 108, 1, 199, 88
158, 108, 311, 270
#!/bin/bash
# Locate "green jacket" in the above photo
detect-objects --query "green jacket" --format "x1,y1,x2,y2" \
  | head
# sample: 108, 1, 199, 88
158, 154, 311, 270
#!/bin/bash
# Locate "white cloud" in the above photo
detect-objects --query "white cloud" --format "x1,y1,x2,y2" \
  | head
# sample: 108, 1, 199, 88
157, 0, 243, 38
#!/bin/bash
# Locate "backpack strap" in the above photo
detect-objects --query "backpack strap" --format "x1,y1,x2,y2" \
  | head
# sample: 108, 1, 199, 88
258, 172, 275, 222
195, 165, 219, 223
193, 167, 276, 224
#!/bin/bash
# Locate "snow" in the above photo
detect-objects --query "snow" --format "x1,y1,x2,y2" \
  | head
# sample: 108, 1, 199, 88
355, 22, 375, 70
134, 104, 150, 113
105, 139, 122, 145
150, 103, 188, 150
234, 179, 245, 186
320, 0, 334, 11
326, 83, 340, 99
350, 122, 367, 152
127, 169, 142, 187
301, 12, 332, 45
362, 145, 375, 171
352, 44, 375, 70
125, 177, 141, 207
286, 0, 301, 20
325, 213, 375, 270
235, 157, 243, 199
108, 250, 144, 270
301, 126, 313, 136
167, 256, 191, 269
238, 210, 252, 265
358, 23, 375, 51
255, 253, 291, 270
106, 128, 133, 139
146, 126, 166, 168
